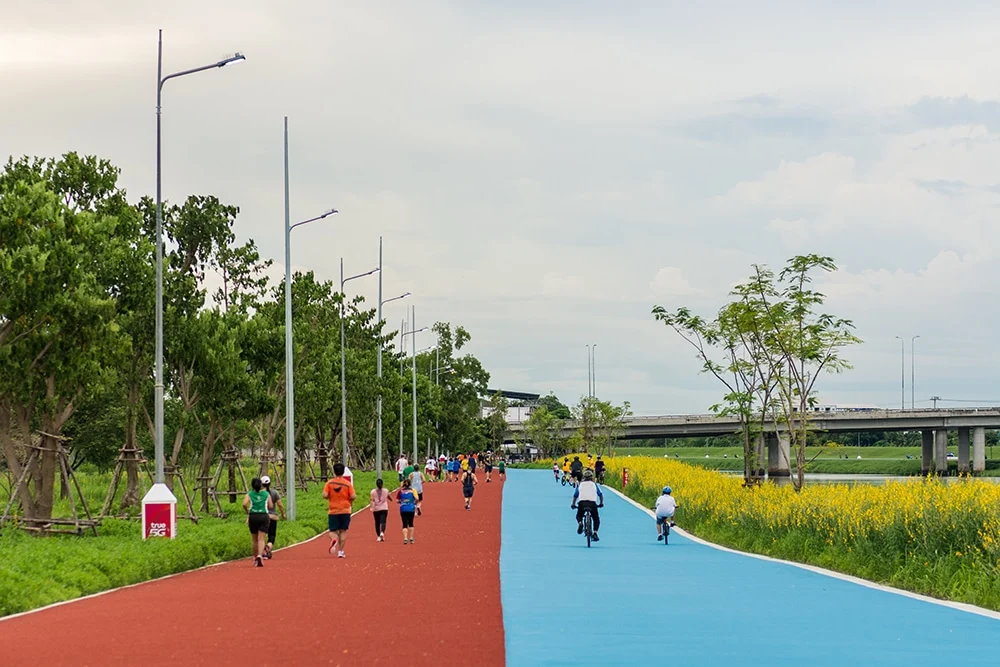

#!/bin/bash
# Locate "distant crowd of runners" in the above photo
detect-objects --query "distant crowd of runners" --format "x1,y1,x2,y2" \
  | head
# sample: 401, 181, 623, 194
242, 452, 506, 564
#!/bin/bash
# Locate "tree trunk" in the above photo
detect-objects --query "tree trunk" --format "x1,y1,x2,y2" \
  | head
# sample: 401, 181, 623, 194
123, 382, 140, 508
198, 420, 219, 511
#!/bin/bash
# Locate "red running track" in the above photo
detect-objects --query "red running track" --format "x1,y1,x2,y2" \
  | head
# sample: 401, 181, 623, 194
1, 474, 506, 667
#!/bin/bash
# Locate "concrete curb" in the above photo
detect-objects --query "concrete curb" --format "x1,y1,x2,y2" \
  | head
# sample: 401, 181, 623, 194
603, 484, 1000, 621
0, 505, 370, 623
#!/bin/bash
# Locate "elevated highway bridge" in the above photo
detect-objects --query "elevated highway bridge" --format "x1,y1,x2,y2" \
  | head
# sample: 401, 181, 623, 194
506, 408, 1000, 476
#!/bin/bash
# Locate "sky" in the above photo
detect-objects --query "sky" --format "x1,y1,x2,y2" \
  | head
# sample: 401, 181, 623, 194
3, 1, 1000, 415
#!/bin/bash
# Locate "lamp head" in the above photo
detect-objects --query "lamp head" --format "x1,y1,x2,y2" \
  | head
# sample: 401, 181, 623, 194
322, 208, 338, 218
217, 52, 246, 67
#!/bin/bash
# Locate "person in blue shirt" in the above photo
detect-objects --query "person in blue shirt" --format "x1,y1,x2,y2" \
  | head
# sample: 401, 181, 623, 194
395, 479, 419, 544
571, 469, 604, 541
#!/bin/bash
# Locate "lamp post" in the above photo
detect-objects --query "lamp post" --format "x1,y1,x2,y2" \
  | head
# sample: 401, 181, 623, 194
591, 343, 597, 398
401, 307, 427, 464
894, 336, 904, 410
154, 30, 244, 485
910, 335, 920, 410
586, 344, 591, 398
339, 259, 379, 466
282, 121, 337, 521
375, 237, 410, 480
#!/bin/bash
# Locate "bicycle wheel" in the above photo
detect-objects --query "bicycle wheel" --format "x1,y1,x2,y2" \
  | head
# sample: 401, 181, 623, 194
584, 512, 592, 548
664, 522, 669, 546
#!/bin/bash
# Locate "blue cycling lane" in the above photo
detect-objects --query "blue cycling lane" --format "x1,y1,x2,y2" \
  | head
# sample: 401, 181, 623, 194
500, 469, 1000, 666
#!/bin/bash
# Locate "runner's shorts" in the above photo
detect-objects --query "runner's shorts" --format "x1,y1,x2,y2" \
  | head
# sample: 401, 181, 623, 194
328, 513, 351, 532
463, 488, 474, 498
400, 510, 415, 528
248, 512, 270, 535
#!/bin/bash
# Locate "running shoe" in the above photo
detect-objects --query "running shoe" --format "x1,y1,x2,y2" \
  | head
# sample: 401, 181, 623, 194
337, 551, 346, 558
255, 556, 263, 567
264, 546, 273, 559
328, 539, 338, 554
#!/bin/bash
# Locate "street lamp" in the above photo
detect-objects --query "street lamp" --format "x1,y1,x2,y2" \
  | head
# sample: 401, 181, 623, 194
591, 343, 597, 398
375, 235, 410, 480
910, 335, 920, 410
894, 336, 904, 410
401, 311, 428, 463
154, 29, 244, 485
339, 259, 379, 466
283, 121, 337, 521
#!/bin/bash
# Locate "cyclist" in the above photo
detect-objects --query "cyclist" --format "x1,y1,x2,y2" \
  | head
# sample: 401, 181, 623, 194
571, 469, 604, 541
569, 456, 583, 485
654, 486, 678, 541
594, 455, 606, 484
585, 452, 594, 471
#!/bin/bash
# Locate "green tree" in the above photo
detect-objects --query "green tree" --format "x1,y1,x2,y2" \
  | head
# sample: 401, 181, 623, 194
0, 154, 132, 520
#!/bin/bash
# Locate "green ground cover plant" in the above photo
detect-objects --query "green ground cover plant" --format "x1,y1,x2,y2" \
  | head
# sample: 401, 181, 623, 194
0, 469, 377, 617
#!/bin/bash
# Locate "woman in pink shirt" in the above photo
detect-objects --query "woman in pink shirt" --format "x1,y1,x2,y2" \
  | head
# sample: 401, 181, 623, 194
369, 478, 390, 542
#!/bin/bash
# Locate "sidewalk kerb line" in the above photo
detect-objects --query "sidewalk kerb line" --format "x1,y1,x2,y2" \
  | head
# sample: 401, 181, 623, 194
0, 506, 370, 624
604, 483, 1000, 622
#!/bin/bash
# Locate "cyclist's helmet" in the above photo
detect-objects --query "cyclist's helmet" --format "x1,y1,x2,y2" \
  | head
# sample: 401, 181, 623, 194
583, 469, 595, 480
662, 486, 672, 494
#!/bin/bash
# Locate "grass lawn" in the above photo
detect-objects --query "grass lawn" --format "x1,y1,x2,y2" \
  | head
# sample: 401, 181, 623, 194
0, 465, 378, 617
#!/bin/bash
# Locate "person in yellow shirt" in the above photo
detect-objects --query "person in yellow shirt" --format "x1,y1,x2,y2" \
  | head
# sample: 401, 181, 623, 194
561, 457, 570, 474
460, 456, 470, 472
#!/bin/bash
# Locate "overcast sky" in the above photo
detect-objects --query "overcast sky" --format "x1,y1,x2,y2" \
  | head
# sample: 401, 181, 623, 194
4, 1, 1000, 414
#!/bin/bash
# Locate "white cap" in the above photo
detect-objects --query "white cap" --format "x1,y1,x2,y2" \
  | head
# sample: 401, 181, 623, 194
261, 475, 271, 485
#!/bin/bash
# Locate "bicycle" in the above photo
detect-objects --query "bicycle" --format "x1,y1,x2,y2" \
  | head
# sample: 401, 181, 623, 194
560, 471, 569, 486
658, 516, 671, 545
595, 469, 606, 485
573, 503, 602, 547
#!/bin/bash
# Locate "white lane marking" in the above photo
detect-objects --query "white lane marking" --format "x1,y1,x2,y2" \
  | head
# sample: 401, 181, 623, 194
0, 506, 369, 623
604, 484, 1000, 621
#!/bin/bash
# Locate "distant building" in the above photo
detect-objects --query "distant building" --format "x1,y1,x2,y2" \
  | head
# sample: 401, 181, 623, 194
480, 389, 540, 423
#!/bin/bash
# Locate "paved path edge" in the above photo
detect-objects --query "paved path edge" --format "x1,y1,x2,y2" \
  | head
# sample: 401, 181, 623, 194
0, 506, 369, 623
604, 484, 1000, 621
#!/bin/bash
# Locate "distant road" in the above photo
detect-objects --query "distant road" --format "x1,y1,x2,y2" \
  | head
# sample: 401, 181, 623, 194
506, 408, 1000, 441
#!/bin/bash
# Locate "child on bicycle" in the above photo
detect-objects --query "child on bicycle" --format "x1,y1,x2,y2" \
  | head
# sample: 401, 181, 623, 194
654, 486, 677, 541
571, 469, 604, 541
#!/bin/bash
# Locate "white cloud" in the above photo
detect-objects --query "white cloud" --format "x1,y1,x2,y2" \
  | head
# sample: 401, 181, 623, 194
650, 267, 698, 299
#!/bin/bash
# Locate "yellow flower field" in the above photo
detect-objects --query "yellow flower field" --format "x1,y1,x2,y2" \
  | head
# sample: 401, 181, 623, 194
562, 454, 1000, 608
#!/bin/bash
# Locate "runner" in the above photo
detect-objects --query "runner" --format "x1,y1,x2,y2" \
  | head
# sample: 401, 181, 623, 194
242, 477, 273, 567
438, 453, 447, 480
395, 454, 408, 483
261, 475, 285, 560
483, 451, 493, 483
409, 464, 425, 515
552, 461, 560, 482
498, 458, 506, 480
369, 478, 390, 542
425, 457, 437, 482
395, 478, 418, 544
322, 462, 356, 558
461, 466, 478, 510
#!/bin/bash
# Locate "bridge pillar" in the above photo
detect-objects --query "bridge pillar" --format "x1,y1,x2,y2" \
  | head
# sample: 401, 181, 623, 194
957, 428, 971, 474
921, 431, 933, 475
766, 432, 790, 477
934, 430, 949, 475
973, 427, 986, 474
